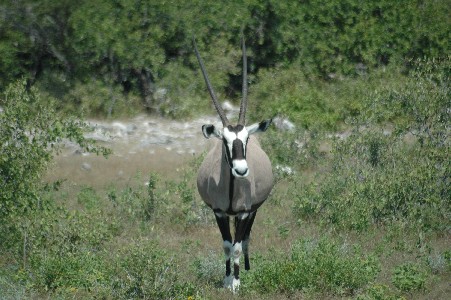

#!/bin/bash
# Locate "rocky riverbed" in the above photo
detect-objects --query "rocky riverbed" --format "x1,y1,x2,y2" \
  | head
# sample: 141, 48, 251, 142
45, 101, 296, 187
47, 114, 221, 187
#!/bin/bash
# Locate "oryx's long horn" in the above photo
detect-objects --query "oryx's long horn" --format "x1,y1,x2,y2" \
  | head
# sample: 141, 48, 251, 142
193, 37, 230, 126
238, 35, 248, 126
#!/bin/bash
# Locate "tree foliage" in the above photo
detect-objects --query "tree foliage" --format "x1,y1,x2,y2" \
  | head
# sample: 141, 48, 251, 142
0, 0, 449, 115
0, 80, 110, 246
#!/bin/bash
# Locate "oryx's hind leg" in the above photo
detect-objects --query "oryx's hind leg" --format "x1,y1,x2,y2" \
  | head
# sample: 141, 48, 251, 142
243, 211, 256, 270
214, 212, 233, 288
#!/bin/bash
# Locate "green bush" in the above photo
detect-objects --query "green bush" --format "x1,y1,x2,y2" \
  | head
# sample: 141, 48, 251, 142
107, 173, 159, 222
260, 129, 323, 177
193, 251, 223, 286
293, 58, 450, 231
251, 66, 340, 130
163, 156, 214, 226
31, 250, 107, 292
60, 79, 142, 118
356, 284, 401, 300
77, 186, 100, 210
392, 262, 428, 292
6, 171, 205, 298
242, 237, 380, 296
279, 0, 449, 77
0, 80, 109, 249
107, 240, 195, 299
11, 203, 121, 293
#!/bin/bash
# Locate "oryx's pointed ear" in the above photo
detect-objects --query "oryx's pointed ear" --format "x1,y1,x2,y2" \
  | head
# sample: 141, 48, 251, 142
202, 124, 223, 139
246, 118, 272, 135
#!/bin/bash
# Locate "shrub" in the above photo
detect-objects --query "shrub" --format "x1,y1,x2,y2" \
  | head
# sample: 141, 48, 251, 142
356, 284, 401, 300
392, 262, 428, 292
77, 186, 101, 210
13, 203, 121, 293
60, 79, 142, 118
242, 237, 380, 296
31, 250, 107, 292
251, 66, 340, 130
107, 240, 195, 299
193, 251, 223, 286
0, 80, 109, 250
107, 173, 159, 222
293, 58, 450, 231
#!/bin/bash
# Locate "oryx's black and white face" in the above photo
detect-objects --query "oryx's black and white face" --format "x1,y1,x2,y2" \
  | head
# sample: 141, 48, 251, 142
202, 120, 272, 178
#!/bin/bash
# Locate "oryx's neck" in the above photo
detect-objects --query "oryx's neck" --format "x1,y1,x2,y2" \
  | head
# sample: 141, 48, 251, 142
220, 143, 237, 214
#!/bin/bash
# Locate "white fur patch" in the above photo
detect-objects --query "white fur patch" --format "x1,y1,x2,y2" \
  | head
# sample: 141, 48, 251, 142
232, 277, 240, 293
223, 275, 240, 293
222, 127, 235, 154
238, 212, 249, 220
237, 129, 249, 143
246, 122, 260, 134
232, 159, 249, 177
224, 274, 233, 289
233, 242, 242, 264
215, 211, 226, 218
222, 127, 236, 140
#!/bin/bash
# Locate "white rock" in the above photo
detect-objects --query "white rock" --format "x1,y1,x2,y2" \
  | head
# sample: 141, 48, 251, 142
273, 117, 295, 131
81, 162, 92, 171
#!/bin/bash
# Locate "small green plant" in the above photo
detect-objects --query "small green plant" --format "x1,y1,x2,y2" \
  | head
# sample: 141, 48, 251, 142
77, 186, 100, 210
392, 262, 428, 292
144, 173, 159, 220
356, 284, 402, 300
107, 173, 159, 222
192, 251, 223, 286
169, 156, 214, 226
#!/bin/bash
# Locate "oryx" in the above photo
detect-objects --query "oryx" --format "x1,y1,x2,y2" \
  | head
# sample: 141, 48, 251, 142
194, 36, 274, 292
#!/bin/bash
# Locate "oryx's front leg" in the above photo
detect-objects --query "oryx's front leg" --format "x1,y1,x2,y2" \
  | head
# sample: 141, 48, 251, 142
228, 212, 253, 292
214, 212, 233, 288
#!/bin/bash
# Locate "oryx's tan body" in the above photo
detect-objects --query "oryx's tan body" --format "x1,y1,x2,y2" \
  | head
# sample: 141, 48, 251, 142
197, 136, 273, 214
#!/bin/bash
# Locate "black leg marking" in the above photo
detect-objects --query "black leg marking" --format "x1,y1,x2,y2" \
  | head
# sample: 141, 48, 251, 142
233, 213, 252, 280
215, 213, 232, 277
244, 252, 250, 271
234, 263, 240, 280
243, 211, 257, 270
234, 215, 250, 243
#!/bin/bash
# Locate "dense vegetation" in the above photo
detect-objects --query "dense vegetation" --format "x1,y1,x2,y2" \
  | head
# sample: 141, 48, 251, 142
1, 0, 449, 118
0, 0, 449, 299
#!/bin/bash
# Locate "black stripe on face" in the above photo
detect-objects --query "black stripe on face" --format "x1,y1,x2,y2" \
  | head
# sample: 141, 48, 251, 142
232, 139, 245, 160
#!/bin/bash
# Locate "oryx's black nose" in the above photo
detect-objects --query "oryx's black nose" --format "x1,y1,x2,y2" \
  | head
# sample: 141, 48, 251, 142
235, 168, 248, 176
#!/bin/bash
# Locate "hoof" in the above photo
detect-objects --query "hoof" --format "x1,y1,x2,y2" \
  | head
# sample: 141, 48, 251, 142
224, 275, 240, 293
